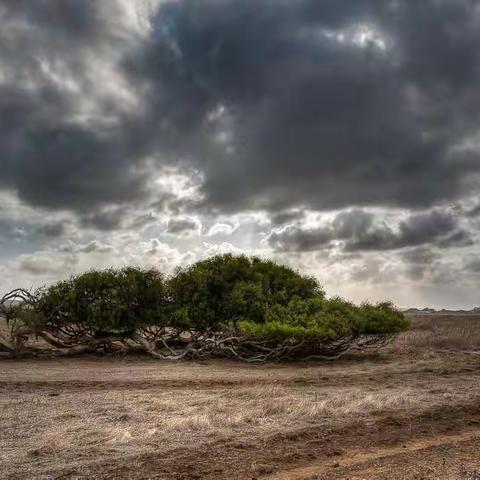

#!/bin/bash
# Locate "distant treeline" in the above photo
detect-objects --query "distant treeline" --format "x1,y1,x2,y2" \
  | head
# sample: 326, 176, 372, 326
0, 254, 409, 361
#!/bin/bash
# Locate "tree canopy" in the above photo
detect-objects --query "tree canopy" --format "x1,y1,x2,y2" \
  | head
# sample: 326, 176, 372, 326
0, 254, 409, 361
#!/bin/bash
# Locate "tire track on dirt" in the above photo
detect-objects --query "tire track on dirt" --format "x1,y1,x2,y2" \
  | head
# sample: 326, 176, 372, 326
264, 429, 480, 479
1, 364, 477, 392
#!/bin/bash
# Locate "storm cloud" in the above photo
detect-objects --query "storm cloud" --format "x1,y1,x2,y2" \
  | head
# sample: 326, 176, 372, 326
1, 0, 480, 308
0, 1, 480, 215
267, 209, 470, 252
129, 0, 480, 212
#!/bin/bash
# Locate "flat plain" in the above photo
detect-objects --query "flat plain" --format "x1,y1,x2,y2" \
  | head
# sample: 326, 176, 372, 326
1, 314, 480, 479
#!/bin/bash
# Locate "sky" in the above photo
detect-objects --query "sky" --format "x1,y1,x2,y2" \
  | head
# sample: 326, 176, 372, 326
1, 0, 480, 309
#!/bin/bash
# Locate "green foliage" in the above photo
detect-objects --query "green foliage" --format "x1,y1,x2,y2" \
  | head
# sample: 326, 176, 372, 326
35, 267, 167, 335
356, 301, 411, 335
168, 254, 323, 331
237, 296, 408, 340
21, 254, 408, 344
168, 254, 408, 340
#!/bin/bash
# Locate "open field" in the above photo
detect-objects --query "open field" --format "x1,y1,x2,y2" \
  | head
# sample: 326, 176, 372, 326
1, 314, 480, 479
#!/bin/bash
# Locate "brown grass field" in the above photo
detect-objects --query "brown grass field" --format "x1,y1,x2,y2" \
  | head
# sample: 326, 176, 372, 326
1, 314, 480, 479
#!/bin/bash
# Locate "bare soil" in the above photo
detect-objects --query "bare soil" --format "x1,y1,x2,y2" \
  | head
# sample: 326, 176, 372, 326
1, 314, 480, 479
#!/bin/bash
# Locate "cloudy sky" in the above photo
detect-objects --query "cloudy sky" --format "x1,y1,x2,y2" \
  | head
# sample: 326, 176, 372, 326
1, 0, 480, 308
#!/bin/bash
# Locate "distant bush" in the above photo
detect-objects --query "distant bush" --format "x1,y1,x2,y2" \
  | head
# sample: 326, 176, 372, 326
0, 254, 409, 361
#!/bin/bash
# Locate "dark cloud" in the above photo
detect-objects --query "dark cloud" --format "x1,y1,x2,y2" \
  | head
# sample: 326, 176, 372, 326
270, 210, 306, 226
166, 217, 201, 236
267, 225, 333, 252
79, 209, 126, 231
398, 210, 457, 246
34, 221, 67, 239
127, 0, 480, 212
436, 229, 473, 248
464, 258, 480, 273
0, 0, 480, 299
332, 210, 396, 251
268, 209, 469, 252
0, 1, 150, 213
400, 247, 438, 281
465, 203, 480, 217
1, 0, 480, 218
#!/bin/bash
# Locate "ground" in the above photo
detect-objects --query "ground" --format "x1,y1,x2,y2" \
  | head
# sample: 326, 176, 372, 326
1, 314, 480, 479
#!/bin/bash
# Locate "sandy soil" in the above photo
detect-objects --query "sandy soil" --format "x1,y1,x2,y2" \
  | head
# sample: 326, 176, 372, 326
1, 314, 480, 479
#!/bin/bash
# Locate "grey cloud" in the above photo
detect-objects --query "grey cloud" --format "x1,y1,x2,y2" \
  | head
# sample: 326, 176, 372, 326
436, 229, 473, 248
0, 219, 68, 242
78, 240, 114, 254
349, 260, 383, 283
270, 210, 306, 226
1, 0, 479, 219
149, 190, 202, 217
465, 203, 480, 217
126, 0, 480, 213
18, 251, 78, 275
58, 240, 113, 254
166, 217, 201, 236
79, 209, 125, 231
268, 209, 468, 252
129, 213, 157, 229
268, 226, 333, 252
344, 209, 470, 251
1, 0, 480, 297
0, 1, 150, 214
34, 221, 67, 239
463, 258, 480, 273
333, 210, 396, 251
0, 220, 27, 241
400, 247, 439, 281
398, 211, 457, 246
401, 247, 438, 266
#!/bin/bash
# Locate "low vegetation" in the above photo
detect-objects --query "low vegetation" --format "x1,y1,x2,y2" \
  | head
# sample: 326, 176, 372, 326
0, 254, 408, 361
395, 314, 480, 354
2, 326, 480, 479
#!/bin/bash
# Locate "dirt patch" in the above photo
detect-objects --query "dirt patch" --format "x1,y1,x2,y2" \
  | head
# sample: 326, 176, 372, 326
2, 314, 480, 479
87, 402, 480, 479
268, 432, 480, 480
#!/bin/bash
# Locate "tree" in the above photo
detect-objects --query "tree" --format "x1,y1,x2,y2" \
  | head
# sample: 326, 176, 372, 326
168, 253, 322, 330
0, 255, 409, 361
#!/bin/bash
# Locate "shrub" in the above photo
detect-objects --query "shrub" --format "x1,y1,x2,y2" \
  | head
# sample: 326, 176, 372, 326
35, 267, 167, 336
237, 297, 408, 340
168, 254, 323, 331
356, 301, 410, 335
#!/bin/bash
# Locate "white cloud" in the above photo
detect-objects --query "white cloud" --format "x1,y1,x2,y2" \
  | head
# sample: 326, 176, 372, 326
206, 223, 237, 236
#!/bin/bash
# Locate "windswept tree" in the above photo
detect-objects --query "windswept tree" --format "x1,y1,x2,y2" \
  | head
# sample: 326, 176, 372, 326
0, 255, 409, 361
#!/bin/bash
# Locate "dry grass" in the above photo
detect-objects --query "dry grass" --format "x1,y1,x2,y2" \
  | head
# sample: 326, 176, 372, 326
394, 314, 480, 354
1, 314, 480, 479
